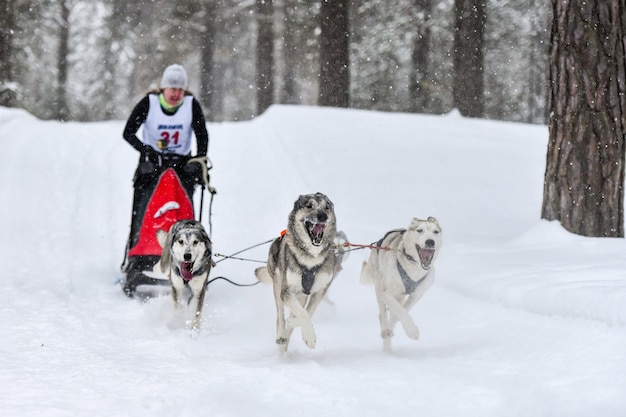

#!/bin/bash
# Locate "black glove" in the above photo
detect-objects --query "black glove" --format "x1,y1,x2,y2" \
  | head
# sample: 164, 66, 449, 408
185, 155, 216, 194
184, 156, 205, 183
141, 146, 160, 164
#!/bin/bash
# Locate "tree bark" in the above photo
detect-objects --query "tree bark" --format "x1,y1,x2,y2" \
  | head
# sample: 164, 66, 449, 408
256, 0, 274, 115
280, 0, 298, 105
319, 0, 349, 108
542, 0, 626, 237
0, 0, 16, 106
56, 0, 70, 121
452, 0, 485, 117
200, 0, 218, 121
410, 0, 432, 113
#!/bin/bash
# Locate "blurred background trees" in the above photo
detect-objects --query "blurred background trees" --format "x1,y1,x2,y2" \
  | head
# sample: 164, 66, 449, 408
0, 0, 549, 123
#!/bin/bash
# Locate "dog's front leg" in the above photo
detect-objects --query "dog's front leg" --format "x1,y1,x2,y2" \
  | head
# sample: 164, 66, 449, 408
374, 281, 393, 342
285, 293, 308, 328
387, 273, 434, 340
282, 292, 315, 349
171, 287, 180, 307
381, 291, 420, 340
387, 290, 425, 333
167, 278, 187, 330
189, 279, 208, 331
305, 282, 331, 317
170, 276, 185, 310
274, 281, 289, 350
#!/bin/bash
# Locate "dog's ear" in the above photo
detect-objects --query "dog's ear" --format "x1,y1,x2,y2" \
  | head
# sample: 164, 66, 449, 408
156, 229, 168, 248
294, 194, 308, 210
318, 193, 334, 210
408, 218, 423, 230
158, 229, 175, 273
427, 216, 441, 231
199, 227, 213, 271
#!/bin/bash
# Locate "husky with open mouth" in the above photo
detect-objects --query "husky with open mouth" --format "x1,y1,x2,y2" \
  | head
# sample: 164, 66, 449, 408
156, 219, 213, 331
255, 192, 337, 352
360, 217, 442, 352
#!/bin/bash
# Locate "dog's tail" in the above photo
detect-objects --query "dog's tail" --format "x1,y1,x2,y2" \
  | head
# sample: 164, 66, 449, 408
360, 261, 374, 285
254, 266, 273, 284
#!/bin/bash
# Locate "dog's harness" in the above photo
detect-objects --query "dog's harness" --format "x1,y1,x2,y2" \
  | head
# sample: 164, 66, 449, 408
299, 264, 322, 295
376, 230, 431, 295
279, 230, 323, 295
402, 248, 416, 263
396, 260, 430, 295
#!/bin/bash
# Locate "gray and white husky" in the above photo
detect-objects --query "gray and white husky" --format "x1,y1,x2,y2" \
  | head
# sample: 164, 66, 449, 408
255, 192, 337, 352
156, 220, 213, 331
360, 217, 442, 352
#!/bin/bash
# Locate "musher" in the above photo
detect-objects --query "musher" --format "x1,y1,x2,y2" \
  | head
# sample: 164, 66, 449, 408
120, 64, 210, 272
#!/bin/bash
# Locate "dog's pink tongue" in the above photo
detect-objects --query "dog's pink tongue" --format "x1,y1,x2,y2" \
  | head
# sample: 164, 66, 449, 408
312, 222, 325, 238
418, 248, 435, 267
180, 262, 194, 281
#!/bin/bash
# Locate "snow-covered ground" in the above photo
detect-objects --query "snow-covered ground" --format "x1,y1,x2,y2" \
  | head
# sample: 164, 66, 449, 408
1, 105, 624, 417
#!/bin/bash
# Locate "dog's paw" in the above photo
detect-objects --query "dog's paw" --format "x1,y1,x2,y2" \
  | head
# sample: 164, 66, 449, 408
188, 326, 201, 340
276, 337, 288, 345
381, 329, 394, 339
403, 322, 420, 340
301, 325, 316, 349
190, 317, 202, 333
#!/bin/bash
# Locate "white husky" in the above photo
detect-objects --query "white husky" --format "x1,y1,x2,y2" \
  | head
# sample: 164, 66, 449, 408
360, 217, 442, 352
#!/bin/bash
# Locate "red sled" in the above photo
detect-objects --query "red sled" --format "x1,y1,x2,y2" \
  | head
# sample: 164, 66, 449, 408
121, 168, 195, 297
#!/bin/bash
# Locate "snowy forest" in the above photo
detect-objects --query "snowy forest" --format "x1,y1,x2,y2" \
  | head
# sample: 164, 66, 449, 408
0, 0, 549, 123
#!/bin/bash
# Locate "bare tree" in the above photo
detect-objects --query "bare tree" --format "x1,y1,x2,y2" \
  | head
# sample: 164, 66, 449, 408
0, 0, 17, 106
256, 0, 274, 115
410, 0, 433, 113
200, 0, 219, 120
280, 0, 299, 105
56, 0, 70, 121
542, 0, 626, 237
452, 0, 485, 117
319, 0, 349, 108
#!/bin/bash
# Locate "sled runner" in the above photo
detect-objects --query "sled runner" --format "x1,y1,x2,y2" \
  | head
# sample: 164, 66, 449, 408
120, 167, 197, 298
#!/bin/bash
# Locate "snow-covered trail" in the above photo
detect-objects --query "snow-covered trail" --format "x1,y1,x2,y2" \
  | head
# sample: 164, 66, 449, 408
0, 106, 625, 417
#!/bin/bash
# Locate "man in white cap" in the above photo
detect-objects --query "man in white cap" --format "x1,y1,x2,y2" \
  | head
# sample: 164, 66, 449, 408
120, 64, 210, 282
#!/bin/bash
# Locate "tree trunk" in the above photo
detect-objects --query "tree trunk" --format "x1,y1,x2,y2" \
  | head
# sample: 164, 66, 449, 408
200, 0, 218, 121
319, 0, 349, 108
542, 0, 626, 237
410, 0, 432, 113
452, 0, 485, 117
0, 0, 17, 107
256, 0, 274, 115
56, 0, 70, 121
280, 0, 298, 105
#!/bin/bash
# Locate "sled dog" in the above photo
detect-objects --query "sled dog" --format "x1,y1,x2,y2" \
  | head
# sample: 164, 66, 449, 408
156, 219, 213, 331
360, 217, 442, 352
255, 192, 337, 352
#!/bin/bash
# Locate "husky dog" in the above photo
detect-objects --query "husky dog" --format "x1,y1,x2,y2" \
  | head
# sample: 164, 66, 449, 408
156, 220, 213, 331
255, 193, 337, 352
361, 217, 442, 352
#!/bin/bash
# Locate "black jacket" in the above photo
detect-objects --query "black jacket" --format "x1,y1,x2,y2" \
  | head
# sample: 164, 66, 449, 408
122, 93, 209, 156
